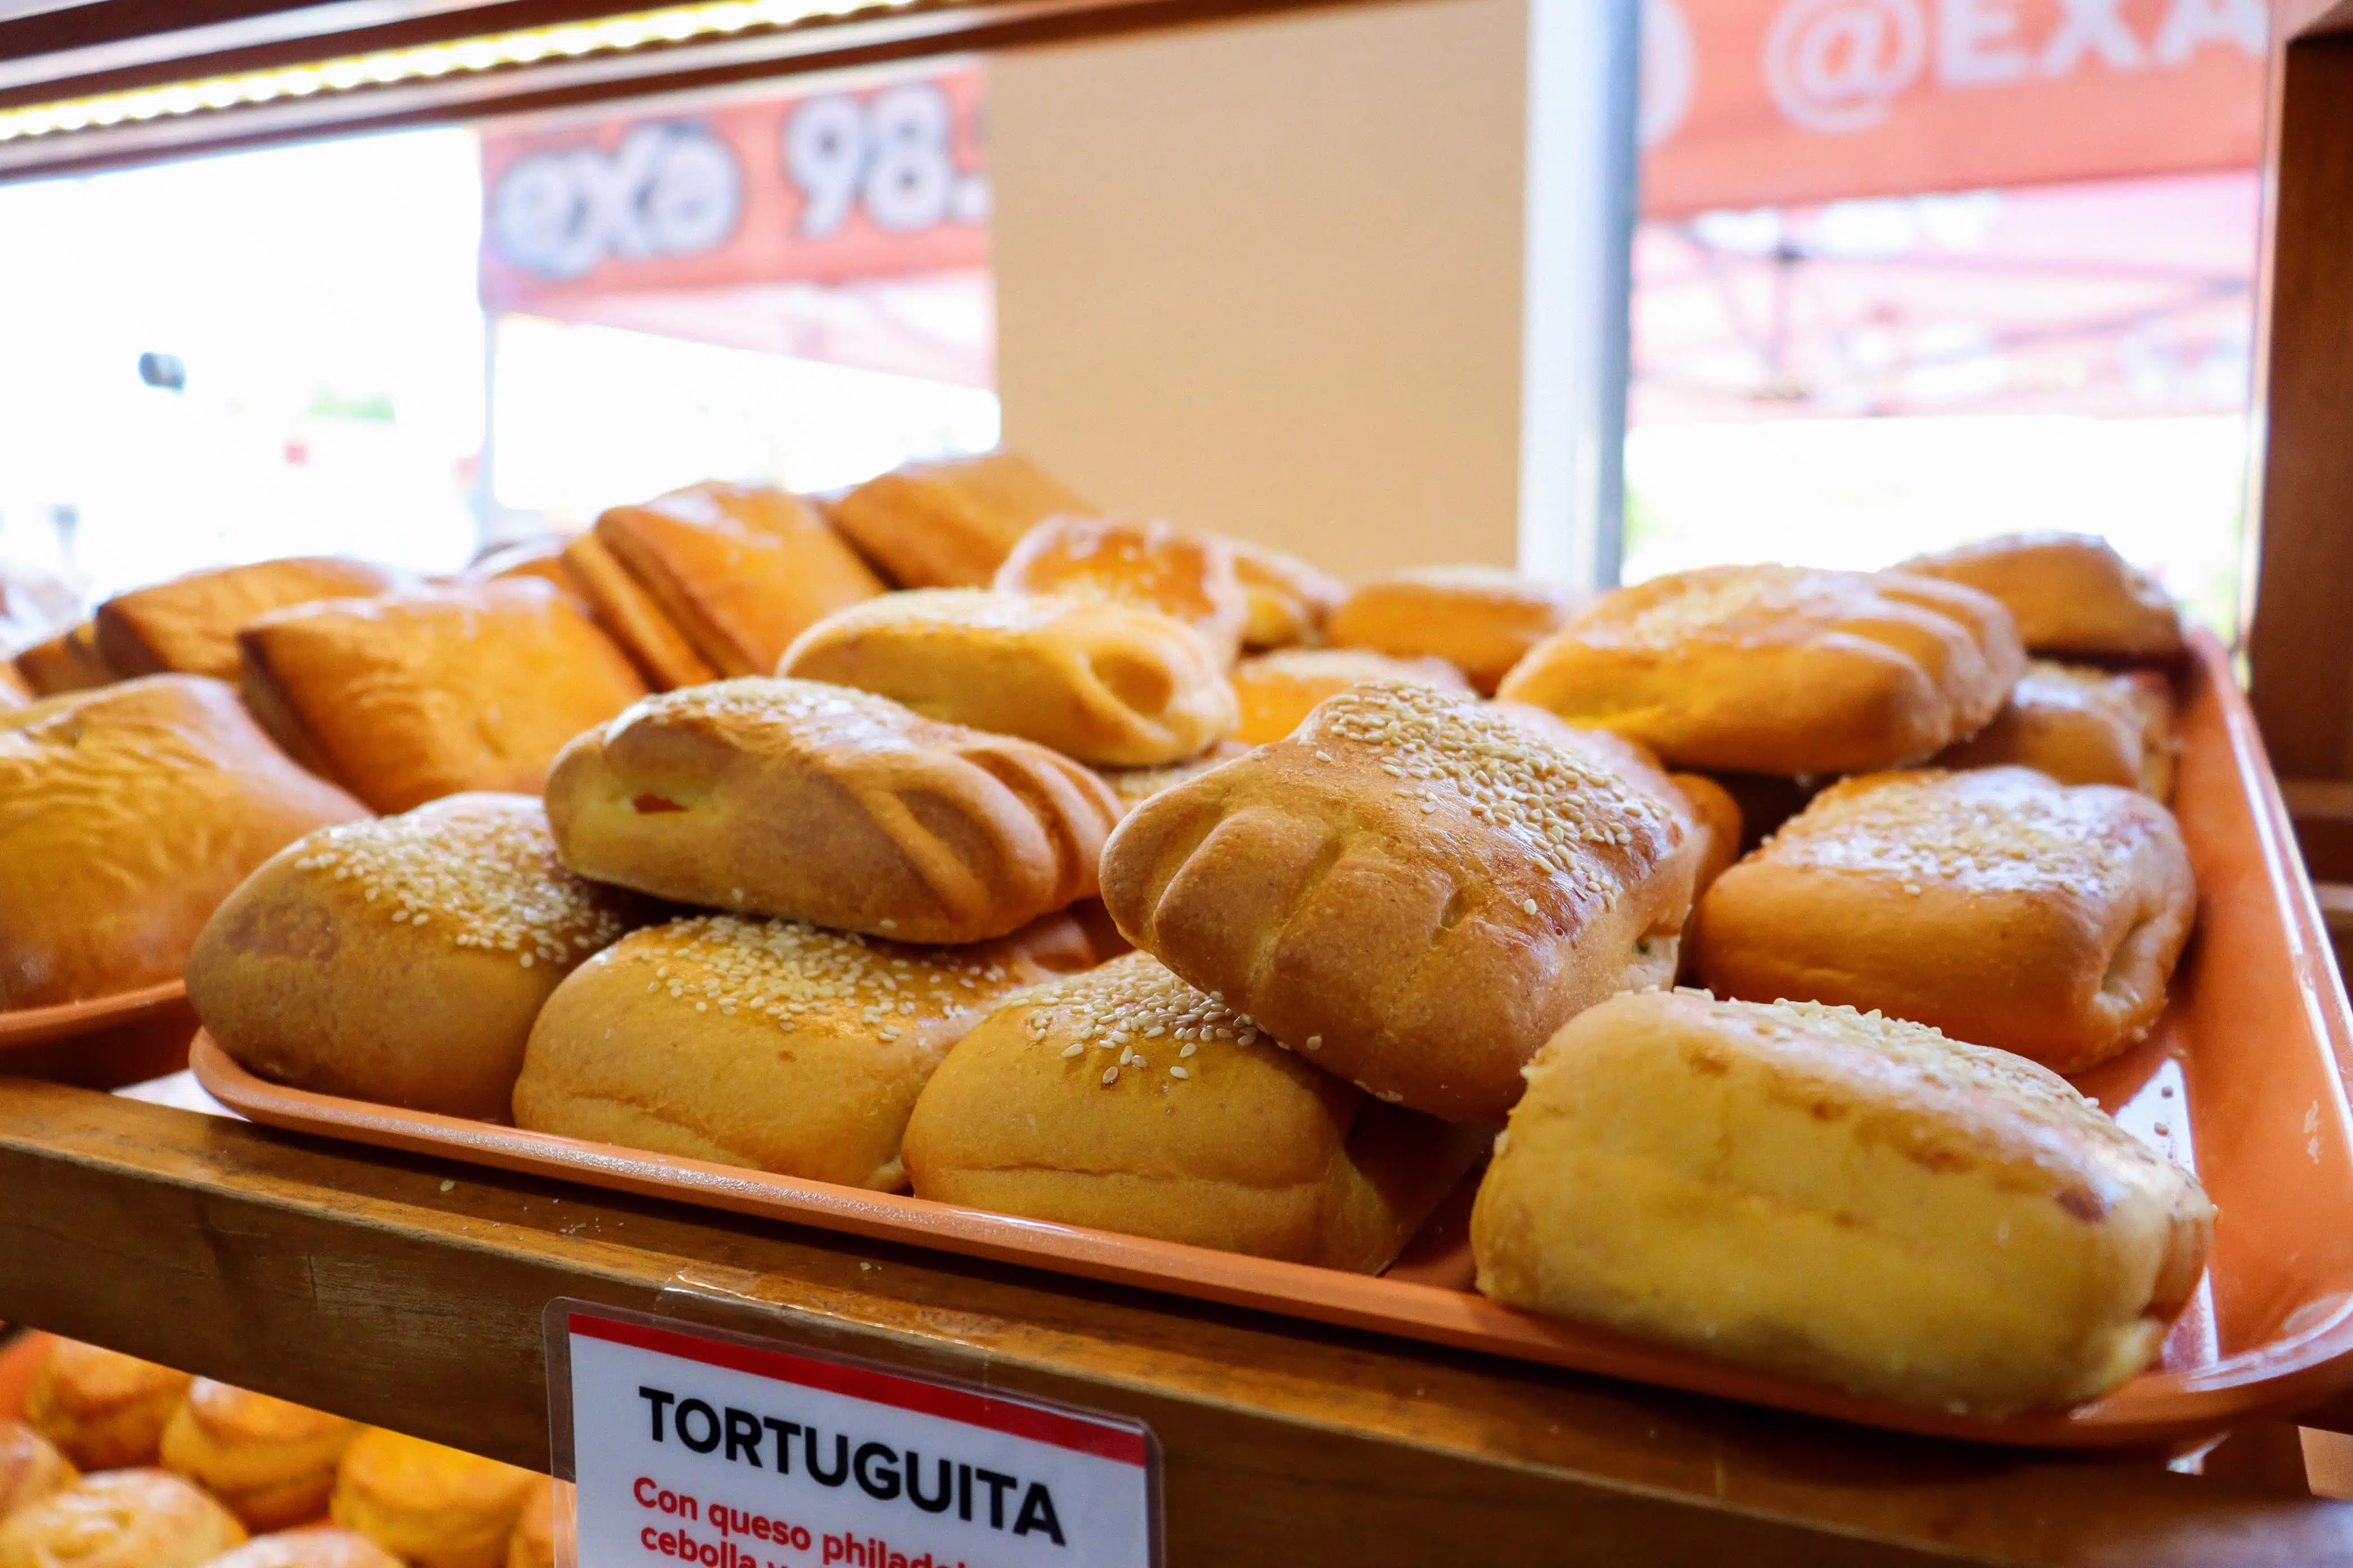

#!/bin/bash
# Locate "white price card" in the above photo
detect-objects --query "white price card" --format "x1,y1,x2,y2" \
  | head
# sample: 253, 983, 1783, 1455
549, 1303, 1160, 1568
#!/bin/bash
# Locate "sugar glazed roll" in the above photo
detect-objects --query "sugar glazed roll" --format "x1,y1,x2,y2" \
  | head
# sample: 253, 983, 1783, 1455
830, 451, 1095, 589
904, 954, 1488, 1268
22, 1340, 192, 1471
780, 589, 1238, 766
0, 1471, 245, 1568
158, 1381, 359, 1533
1326, 564, 1578, 694
545, 679, 1120, 942
1472, 991, 2213, 1415
1694, 767, 2195, 1073
514, 913, 1090, 1188
1100, 680, 1701, 1120
330, 1431, 537, 1568
1498, 564, 2024, 775
994, 515, 1250, 664
188, 794, 643, 1119
1901, 532, 2183, 659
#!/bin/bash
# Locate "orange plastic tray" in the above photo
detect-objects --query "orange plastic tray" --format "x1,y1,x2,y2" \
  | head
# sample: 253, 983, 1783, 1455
195, 631, 2353, 1448
0, 981, 196, 1089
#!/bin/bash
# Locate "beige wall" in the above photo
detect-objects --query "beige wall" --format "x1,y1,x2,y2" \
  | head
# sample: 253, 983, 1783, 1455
989, 0, 1532, 580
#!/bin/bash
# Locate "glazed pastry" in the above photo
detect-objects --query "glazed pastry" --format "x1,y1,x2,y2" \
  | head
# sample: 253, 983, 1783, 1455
0, 1426, 75, 1525
1669, 772, 1743, 904
1497, 564, 2024, 775
545, 678, 1121, 943
11, 622, 112, 697
505, 1483, 562, 1568
1472, 990, 2213, 1415
469, 539, 586, 604
1326, 565, 1578, 694
94, 559, 400, 681
1229, 647, 1469, 746
0, 1470, 244, 1568
1228, 540, 1344, 650
330, 1431, 536, 1568
830, 451, 1095, 589
158, 1380, 359, 1532
1901, 532, 2183, 659
559, 534, 717, 690
994, 515, 1249, 664
1092, 744, 1248, 813
1934, 661, 2178, 800
1693, 767, 2195, 1073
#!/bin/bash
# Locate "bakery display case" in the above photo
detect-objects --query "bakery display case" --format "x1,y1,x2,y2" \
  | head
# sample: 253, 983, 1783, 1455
8, 1, 2353, 1565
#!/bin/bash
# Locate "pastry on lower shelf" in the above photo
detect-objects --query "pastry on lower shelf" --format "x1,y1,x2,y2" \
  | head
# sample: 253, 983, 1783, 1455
545, 678, 1121, 943
505, 1481, 563, 1568
994, 515, 1249, 664
188, 794, 645, 1120
904, 954, 1490, 1269
1326, 564, 1578, 694
1, 676, 368, 1011
0, 1470, 244, 1568
1900, 532, 2183, 659
1693, 766, 2194, 1073
1099, 680, 1701, 1120
0, 1425, 75, 1525
204, 1528, 403, 1568
1471, 990, 2213, 1416
515, 912, 1090, 1188
1229, 647, 1469, 745
1229, 540, 1344, 650
1934, 661, 2178, 800
93, 558, 401, 681
21, 1341, 192, 1472
160, 1381, 360, 1534
1498, 564, 2024, 775
330, 1431, 536, 1568
592, 481, 885, 677
559, 534, 717, 690
780, 589, 1238, 767
830, 451, 1095, 589
237, 580, 647, 814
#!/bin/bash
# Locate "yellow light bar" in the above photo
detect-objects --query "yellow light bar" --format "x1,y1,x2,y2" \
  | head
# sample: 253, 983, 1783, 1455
0, 0, 919, 143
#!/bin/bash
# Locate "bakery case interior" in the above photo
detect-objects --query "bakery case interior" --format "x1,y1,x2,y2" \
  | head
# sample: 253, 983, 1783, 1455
6, 0, 2353, 1564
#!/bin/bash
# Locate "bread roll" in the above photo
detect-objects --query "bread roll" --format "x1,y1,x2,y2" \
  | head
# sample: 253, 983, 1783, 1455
159, 1382, 359, 1533
12, 622, 112, 697
781, 589, 1236, 767
1229, 647, 1469, 745
905, 954, 1488, 1268
1327, 565, 1577, 694
469, 539, 585, 604
1472, 990, 2213, 1415
831, 451, 1094, 589
1934, 661, 2177, 801
546, 678, 1119, 943
1229, 540, 1343, 650
1497, 565, 2024, 775
994, 516, 1248, 664
94, 559, 400, 681
0, 1426, 75, 1525
505, 1483, 559, 1568
21, 1342, 191, 1471
1670, 772, 1743, 904
237, 580, 647, 814
594, 482, 884, 676
1093, 744, 1248, 813
1694, 767, 2194, 1073
330, 1431, 536, 1568
0, 665, 25, 708
189, 794, 644, 1120
205, 1528, 403, 1568
1100, 680, 1701, 1120
1900, 532, 2183, 658
515, 912, 1090, 1187
559, 534, 717, 691
1, 677, 367, 1009
0, 1470, 244, 1568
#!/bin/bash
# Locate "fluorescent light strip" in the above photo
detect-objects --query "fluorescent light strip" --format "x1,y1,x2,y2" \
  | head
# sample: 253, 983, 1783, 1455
0, 0, 918, 142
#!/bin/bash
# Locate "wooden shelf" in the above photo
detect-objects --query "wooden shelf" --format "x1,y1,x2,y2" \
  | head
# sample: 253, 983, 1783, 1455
3, 1077, 2350, 1566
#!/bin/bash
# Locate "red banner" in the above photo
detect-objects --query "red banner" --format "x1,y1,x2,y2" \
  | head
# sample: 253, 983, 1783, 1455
1640, 0, 2266, 215
480, 68, 987, 310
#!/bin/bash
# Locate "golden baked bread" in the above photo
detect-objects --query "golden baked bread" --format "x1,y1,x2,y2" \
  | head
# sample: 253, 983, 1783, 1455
515, 912, 1091, 1187
594, 482, 884, 677
0, 1426, 75, 1525
1, 677, 367, 1010
205, 1528, 403, 1568
1693, 767, 2195, 1073
994, 516, 1248, 664
545, 678, 1120, 943
1326, 565, 1578, 694
94, 559, 400, 681
505, 1483, 559, 1568
158, 1382, 359, 1533
21, 1341, 191, 1471
1934, 661, 2177, 800
1669, 772, 1743, 904
904, 954, 1489, 1267
1472, 990, 2213, 1415
0, 664, 25, 707
237, 580, 647, 814
1229, 647, 1469, 746
780, 589, 1238, 766
558, 534, 716, 690
189, 794, 644, 1120
1099, 680, 1701, 1120
1496, 564, 2025, 775
330, 1431, 536, 1568
1229, 540, 1344, 650
470, 539, 585, 604
1093, 744, 1248, 813
830, 451, 1094, 589
12, 622, 112, 697
0, 1470, 244, 1568
1900, 532, 2184, 659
